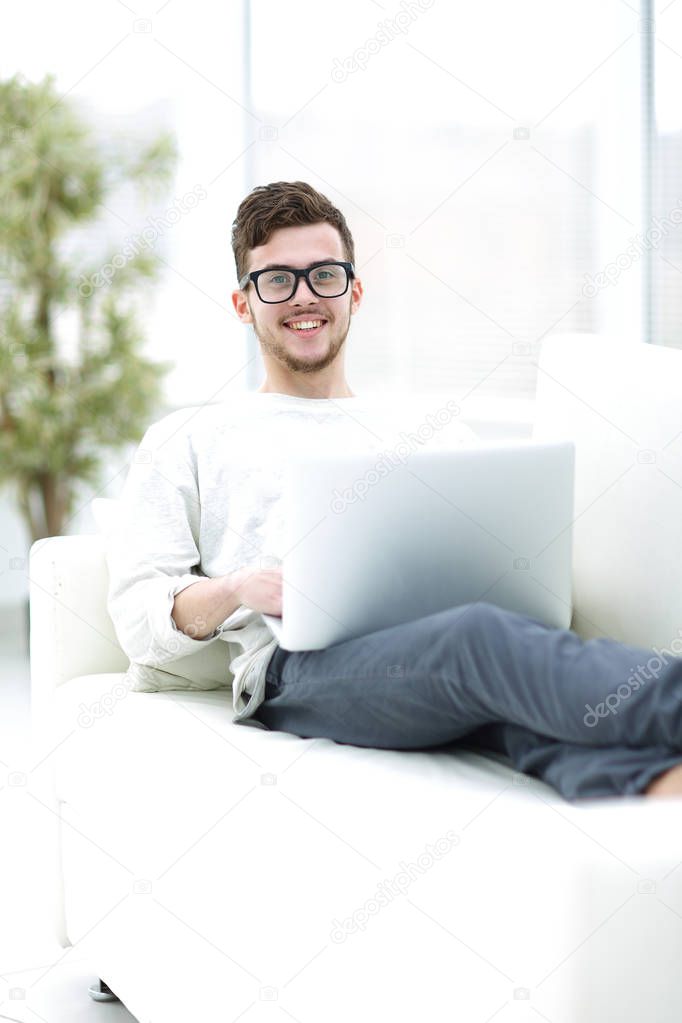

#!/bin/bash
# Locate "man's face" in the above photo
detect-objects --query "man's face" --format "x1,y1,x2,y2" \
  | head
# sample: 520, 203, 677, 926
232, 222, 363, 375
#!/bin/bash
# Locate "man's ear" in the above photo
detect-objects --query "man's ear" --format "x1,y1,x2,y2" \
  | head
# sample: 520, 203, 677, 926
350, 276, 363, 316
232, 289, 253, 323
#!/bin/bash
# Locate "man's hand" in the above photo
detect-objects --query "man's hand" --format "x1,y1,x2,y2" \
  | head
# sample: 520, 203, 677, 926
233, 565, 282, 617
172, 565, 283, 639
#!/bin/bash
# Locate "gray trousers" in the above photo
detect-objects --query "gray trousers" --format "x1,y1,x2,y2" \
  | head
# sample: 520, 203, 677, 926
252, 602, 682, 800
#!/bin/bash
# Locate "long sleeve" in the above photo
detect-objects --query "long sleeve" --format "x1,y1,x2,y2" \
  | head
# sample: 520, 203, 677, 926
105, 411, 226, 667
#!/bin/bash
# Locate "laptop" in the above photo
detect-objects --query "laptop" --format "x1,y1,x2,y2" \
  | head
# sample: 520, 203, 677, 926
261, 439, 575, 651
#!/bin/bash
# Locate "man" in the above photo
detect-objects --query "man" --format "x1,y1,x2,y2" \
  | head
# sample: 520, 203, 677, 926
107, 179, 682, 800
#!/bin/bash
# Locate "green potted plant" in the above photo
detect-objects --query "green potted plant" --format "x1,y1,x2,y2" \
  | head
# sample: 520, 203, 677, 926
0, 71, 181, 646
0, 71, 176, 547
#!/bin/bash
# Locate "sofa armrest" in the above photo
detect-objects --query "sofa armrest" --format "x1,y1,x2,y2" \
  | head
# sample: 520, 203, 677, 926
29, 534, 129, 714
28, 534, 130, 952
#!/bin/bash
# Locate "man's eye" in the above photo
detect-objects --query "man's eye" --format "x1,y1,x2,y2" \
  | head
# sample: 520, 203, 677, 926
313, 269, 342, 282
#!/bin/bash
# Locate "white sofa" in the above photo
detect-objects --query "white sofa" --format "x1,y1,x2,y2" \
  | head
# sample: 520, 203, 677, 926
29, 335, 682, 1023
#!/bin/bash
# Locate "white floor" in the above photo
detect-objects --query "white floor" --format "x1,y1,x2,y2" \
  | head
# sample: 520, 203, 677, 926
0, 607, 137, 1023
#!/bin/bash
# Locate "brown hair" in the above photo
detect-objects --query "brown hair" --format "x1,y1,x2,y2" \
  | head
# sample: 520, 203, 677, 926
231, 180, 356, 284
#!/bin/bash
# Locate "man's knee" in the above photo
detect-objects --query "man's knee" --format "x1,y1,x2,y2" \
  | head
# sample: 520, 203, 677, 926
457, 600, 501, 626
452, 601, 503, 649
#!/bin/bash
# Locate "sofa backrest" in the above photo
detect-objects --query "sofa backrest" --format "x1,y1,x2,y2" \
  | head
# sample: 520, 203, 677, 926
534, 333, 682, 654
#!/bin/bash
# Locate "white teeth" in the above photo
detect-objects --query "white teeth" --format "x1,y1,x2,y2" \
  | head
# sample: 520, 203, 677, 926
286, 320, 323, 330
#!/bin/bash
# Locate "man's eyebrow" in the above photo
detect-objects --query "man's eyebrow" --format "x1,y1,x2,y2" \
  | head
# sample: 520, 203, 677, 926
258, 257, 340, 270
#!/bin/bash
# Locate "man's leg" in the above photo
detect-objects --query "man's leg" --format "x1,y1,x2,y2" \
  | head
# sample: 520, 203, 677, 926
461, 722, 682, 799
253, 601, 682, 799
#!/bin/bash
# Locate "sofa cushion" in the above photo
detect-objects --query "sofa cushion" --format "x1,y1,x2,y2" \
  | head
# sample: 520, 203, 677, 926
533, 334, 682, 651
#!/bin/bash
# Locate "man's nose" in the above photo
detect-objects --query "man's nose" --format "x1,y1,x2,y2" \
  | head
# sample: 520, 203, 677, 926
289, 275, 318, 303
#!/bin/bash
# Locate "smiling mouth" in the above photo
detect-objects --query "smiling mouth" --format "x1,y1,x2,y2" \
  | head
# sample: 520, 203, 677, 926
282, 318, 328, 338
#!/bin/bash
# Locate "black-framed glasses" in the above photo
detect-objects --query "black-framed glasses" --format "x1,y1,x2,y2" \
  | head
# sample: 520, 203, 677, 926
238, 260, 355, 304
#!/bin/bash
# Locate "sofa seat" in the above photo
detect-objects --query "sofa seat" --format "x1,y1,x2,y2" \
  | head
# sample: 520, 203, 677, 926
45, 672, 682, 1023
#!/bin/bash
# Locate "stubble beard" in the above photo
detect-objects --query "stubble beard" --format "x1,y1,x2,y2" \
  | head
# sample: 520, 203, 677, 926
251, 299, 351, 375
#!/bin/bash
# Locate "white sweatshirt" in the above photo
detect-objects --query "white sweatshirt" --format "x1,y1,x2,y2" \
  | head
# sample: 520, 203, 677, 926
105, 392, 481, 725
